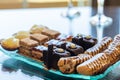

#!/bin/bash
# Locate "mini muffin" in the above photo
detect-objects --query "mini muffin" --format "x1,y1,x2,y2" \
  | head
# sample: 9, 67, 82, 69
14, 31, 30, 40
1, 37, 19, 50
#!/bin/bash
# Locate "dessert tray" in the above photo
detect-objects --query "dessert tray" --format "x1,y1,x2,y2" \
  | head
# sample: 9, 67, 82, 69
0, 45, 120, 80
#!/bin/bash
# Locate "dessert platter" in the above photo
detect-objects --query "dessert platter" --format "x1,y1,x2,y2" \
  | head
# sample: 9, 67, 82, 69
0, 25, 120, 80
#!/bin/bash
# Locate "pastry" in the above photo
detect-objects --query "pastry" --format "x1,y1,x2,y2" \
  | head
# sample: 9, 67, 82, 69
20, 38, 38, 49
44, 39, 59, 47
30, 34, 49, 45
19, 38, 39, 57
41, 29, 60, 39
56, 41, 66, 49
65, 42, 84, 56
84, 37, 112, 56
18, 47, 31, 56
32, 45, 47, 60
14, 31, 30, 40
52, 48, 71, 69
103, 34, 120, 65
30, 25, 48, 34
72, 34, 98, 50
1, 37, 19, 50
56, 34, 72, 41
72, 34, 83, 45
76, 53, 110, 75
56, 42, 84, 56
43, 44, 71, 69
82, 35, 98, 50
58, 54, 92, 73
77, 34, 120, 75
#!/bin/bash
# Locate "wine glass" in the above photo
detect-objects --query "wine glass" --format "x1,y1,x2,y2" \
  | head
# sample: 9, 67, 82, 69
61, 0, 80, 36
90, 0, 113, 41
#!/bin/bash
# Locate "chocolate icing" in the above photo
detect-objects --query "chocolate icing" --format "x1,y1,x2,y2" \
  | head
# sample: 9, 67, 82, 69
72, 34, 97, 50
43, 44, 70, 69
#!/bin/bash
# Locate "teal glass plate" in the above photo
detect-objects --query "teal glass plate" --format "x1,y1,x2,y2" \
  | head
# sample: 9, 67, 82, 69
0, 46, 120, 80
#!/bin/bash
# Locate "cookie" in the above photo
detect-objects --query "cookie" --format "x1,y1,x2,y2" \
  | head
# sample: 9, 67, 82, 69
14, 31, 30, 40
1, 37, 19, 50
30, 25, 48, 34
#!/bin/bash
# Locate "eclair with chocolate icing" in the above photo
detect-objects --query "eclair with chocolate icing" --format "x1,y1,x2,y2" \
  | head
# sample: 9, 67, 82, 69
57, 54, 92, 73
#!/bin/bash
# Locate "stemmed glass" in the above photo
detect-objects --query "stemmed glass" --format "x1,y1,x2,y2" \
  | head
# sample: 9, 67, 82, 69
61, 0, 80, 35
90, 0, 112, 41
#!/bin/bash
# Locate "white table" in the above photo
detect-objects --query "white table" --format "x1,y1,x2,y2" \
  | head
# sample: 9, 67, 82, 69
0, 7, 91, 39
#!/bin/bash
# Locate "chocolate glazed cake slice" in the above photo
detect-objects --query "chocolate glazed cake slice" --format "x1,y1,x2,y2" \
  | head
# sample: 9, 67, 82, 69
43, 44, 53, 69
72, 34, 98, 50
43, 44, 71, 69
56, 41, 84, 56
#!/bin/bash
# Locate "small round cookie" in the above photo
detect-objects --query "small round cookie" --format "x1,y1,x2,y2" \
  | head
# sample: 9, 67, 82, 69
1, 37, 19, 50
14, 31, 30, 40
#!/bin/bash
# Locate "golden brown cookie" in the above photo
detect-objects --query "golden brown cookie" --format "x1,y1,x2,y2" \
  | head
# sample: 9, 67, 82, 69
30, 25, 48, 34
14, 31, 30, 40
1, 37, 19, 50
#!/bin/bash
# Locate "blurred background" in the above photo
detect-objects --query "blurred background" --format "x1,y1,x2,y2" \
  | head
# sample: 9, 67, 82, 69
0, 0, 119, 38
0, 0, 91, 9
0, 0, 93, 39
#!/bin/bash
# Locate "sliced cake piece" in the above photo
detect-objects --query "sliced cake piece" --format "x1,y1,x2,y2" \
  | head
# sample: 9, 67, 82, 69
41, 29, 60, 39
30, 34, 49, 45
32, 45, 47, 60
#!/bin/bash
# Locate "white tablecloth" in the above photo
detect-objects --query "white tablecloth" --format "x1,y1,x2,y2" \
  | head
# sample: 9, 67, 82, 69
0, 7, 91, 39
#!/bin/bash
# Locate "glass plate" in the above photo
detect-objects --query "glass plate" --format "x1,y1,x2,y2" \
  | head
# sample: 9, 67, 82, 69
0, 46, 120, 80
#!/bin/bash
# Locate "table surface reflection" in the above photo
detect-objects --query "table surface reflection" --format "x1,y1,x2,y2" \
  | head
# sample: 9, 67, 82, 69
0, 6, 120, 80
